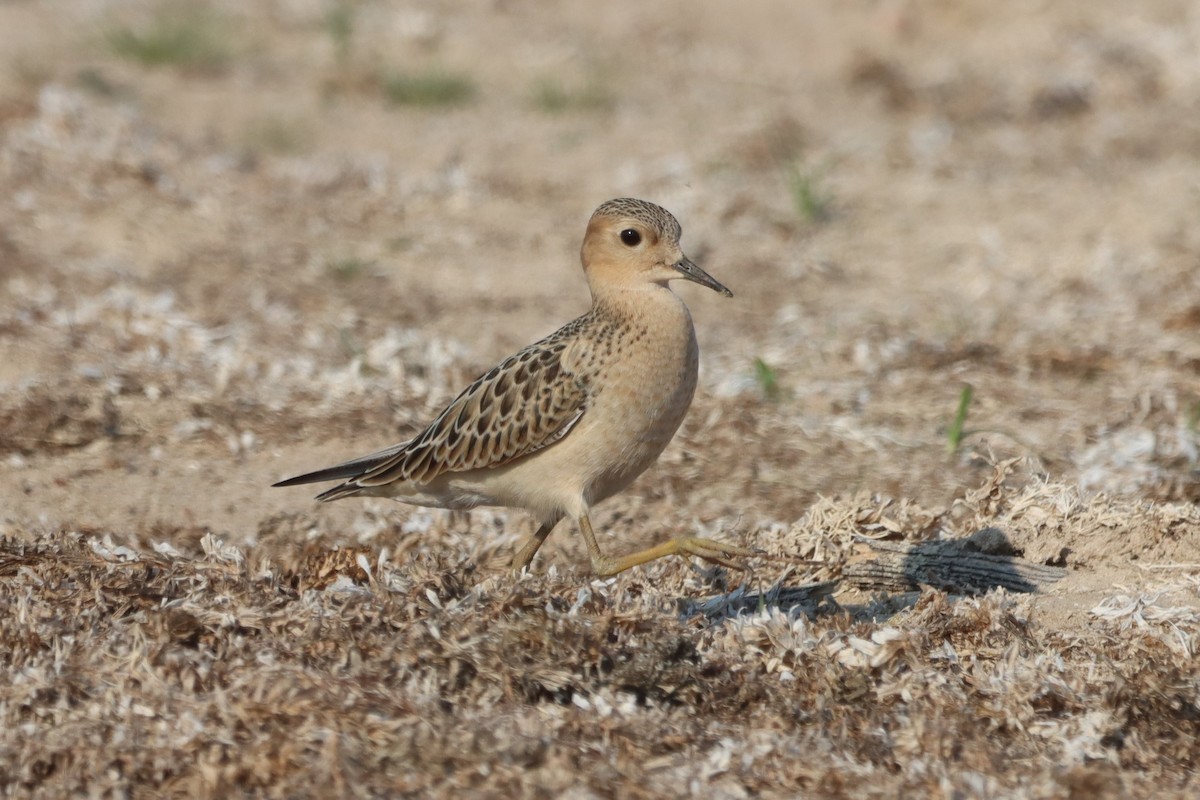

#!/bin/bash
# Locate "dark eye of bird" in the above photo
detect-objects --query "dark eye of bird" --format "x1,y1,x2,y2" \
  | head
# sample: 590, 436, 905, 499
619, 228, 641, 247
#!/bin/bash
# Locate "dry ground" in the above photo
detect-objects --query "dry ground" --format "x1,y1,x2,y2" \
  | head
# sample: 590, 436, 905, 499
2, 0, 1200, 796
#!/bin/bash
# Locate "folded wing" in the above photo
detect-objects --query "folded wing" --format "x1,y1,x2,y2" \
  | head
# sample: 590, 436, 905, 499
274, 328, 591, 502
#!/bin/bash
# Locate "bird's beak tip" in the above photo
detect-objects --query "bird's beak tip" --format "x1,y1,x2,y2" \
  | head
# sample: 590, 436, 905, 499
674, 257, 732, 298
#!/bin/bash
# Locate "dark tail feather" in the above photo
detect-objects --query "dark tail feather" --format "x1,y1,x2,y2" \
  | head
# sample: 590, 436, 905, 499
313, 481, 367, 503
272, 464, 367, 488
271, 442, 408, 493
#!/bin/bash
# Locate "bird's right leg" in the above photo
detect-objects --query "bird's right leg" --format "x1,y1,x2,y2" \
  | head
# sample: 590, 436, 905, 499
577, 513, 758, 577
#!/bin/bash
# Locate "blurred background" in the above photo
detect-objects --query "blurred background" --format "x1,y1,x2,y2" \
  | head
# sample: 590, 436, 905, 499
1, 0, 1198, 554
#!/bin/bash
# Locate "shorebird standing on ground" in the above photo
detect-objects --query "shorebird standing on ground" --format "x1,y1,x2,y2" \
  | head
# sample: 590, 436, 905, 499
275, 198, 752, 576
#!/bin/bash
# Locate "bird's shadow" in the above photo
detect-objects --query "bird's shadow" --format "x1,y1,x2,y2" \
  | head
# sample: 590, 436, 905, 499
677, 567, 842, 623
679, 527, 1065, 625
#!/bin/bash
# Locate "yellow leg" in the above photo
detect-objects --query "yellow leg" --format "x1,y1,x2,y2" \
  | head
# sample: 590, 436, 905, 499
577, 514, 758, 577
511, 521, 558, 572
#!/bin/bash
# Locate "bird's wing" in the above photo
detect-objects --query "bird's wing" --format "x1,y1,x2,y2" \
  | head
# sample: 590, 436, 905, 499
342, 330, 591, 492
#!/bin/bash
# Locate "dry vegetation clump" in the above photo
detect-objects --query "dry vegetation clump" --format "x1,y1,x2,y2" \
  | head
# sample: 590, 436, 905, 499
2, 520, 1200, 797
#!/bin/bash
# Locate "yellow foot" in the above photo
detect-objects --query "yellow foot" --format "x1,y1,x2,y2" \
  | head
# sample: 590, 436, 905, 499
592, 536, 761, 577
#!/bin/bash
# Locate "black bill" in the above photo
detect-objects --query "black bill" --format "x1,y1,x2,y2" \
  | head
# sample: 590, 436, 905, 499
673, 257, 733, 297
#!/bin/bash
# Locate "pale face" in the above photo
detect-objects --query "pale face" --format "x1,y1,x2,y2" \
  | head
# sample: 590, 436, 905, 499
581, 201, 732, 297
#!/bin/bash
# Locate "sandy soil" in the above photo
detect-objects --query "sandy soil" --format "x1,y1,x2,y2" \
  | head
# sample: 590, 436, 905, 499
2, 0, 1200, 796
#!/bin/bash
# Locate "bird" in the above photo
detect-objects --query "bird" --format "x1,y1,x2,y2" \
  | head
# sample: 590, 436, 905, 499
274, 198, 754, 576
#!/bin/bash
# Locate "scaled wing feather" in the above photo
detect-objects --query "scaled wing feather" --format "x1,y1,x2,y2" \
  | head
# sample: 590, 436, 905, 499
353, 333, 589, 488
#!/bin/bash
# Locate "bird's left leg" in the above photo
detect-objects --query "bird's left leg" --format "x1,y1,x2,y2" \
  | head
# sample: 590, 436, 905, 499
511, 519, 560, 572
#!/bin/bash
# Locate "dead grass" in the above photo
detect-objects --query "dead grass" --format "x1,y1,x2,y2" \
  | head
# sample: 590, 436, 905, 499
2, 503, 1199, 797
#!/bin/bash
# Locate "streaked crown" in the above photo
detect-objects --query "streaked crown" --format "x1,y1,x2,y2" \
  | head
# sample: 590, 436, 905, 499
591, 198, 682, 242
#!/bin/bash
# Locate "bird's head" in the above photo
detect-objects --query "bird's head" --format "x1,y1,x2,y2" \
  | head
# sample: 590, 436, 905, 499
580, 198, 732, 299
